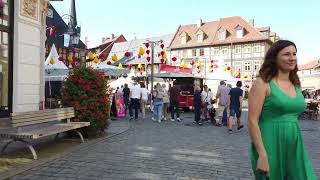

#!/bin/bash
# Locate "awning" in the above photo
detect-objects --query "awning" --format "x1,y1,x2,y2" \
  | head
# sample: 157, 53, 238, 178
148, 72, 195, 78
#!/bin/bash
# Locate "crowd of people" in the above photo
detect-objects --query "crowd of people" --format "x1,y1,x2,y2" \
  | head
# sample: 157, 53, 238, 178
113, 78, 246, 135
193, 80, 244, 134
114, 82, 181, 123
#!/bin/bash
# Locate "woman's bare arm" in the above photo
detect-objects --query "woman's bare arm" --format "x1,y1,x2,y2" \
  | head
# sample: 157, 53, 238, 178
248, 78, 268, 156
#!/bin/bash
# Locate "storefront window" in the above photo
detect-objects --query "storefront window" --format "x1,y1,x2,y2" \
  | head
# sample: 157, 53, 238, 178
0, 0, 12, 117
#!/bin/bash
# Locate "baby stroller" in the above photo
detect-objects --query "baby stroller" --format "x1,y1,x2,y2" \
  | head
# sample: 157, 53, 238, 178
208, 107, 216, 125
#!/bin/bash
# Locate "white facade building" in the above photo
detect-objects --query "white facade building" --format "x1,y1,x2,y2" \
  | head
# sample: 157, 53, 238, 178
1, 0, 48, 122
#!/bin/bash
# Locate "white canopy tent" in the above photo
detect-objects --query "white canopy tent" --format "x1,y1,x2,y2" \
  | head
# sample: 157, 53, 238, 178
108, 77, 134, 89
45, 44, 69, 81
44, 44, 69, 108
94, 62, 128, 77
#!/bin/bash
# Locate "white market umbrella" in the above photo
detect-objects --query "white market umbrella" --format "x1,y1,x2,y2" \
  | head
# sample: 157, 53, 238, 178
94, 62, 128, 77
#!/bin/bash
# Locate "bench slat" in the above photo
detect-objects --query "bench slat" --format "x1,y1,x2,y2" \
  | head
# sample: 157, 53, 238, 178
12, 111, 74, 121
30, 122, 90, 139
12, 112, 74, 124
12, 117, 71, 127
0, 122, 90, 139
11, 107, 74, 116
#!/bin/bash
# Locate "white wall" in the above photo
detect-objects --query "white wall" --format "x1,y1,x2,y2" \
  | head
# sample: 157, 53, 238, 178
12, 0, 47, 113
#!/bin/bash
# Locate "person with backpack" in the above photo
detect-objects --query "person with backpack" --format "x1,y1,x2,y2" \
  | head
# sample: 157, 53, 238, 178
152, 83, 164, 123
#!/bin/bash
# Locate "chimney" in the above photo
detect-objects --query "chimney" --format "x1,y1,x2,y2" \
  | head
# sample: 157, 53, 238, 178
110, 33, 115, 39
249, 19, 255, 27
197, 19, 203, 28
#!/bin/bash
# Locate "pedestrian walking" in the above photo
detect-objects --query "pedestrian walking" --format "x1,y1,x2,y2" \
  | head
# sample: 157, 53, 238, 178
168, 83, 181, 122
193, 85, 202, 125
228, 81, 244, 133
140, 83, 149, 119
123, 83, 130, 115
129, 82, 141, 120
215, 81, 230, 126
201, 85, 209, 121
152, 83, 164, 123
161, 84, 169, 121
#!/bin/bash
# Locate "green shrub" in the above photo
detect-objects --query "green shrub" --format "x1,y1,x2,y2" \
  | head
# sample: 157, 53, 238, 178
61, 66, 111, 137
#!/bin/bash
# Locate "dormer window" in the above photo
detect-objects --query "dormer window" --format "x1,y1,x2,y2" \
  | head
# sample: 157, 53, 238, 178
196, 29, 204, 43
197, 34, 203, 42
235, 25, 244, 38
181, 36, 187, 44
180, 31, 188, 44
218, 28, 226, 41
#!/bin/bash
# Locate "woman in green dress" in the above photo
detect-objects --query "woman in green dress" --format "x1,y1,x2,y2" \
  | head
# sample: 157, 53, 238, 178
248, 40, 316, 180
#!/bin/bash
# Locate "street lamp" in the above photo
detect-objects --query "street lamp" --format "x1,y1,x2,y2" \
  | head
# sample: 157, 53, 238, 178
67, 26, 80, 47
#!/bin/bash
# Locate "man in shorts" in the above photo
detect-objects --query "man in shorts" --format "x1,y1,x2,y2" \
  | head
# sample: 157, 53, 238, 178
228, 81, 244, 134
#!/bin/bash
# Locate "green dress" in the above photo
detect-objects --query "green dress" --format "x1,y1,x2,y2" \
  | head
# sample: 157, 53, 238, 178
250, 80, 317, 180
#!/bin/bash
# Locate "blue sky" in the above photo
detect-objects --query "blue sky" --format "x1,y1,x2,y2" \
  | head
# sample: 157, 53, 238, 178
51, 0, 320, 64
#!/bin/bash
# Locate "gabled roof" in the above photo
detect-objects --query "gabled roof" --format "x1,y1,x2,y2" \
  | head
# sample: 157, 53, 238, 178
169, 16, 271, 49
90, 35, 127, 52
299, 59, 320, 70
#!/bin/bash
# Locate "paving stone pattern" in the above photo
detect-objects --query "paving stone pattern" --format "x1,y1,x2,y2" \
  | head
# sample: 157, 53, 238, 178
9, 111, 320, 180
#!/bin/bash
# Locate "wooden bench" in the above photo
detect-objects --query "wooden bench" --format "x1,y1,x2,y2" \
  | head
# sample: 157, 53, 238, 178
0, 107, 90, 160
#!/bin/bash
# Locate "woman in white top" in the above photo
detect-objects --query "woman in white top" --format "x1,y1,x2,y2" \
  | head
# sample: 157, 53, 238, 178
161, 84, 170, 120
140, 83, 149, 119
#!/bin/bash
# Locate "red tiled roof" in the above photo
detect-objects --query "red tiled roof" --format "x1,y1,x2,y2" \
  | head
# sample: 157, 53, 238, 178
299, 59, 320, 70
169, 16, 271, 49
90, 35, 126, 50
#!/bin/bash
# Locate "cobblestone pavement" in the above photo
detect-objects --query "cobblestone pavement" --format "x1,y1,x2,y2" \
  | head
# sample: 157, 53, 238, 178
8, 110, 320, 180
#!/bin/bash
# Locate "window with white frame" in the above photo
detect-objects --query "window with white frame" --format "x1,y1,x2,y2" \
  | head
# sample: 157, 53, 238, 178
221, 47, 228, 55
179, 50, 183, 57
254, 44, 261, 52
214, 48, 220, 55
192, 49, 196, 56
200, 48, 205, 56
244, 62, 252, 71
254, 61, 261, 71
236, 26, 244, 38
182, 50, 188, 57
218, 28, 226, 40
244, 45, 251, 53
235, 45, 241, 54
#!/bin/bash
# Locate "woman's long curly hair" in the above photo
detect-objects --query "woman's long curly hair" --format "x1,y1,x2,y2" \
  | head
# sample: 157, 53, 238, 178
258, 40, 301, 87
